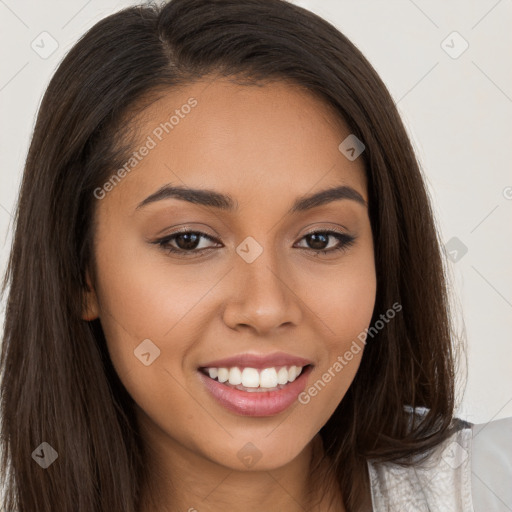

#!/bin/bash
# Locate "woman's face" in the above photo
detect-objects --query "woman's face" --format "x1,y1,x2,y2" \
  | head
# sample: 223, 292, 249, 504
84, 77, 376, 473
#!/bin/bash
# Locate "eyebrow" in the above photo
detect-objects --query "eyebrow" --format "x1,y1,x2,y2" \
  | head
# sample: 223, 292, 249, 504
135, 184, 367, 213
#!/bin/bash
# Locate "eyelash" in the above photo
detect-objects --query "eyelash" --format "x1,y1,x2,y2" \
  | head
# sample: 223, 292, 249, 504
152, 228, 356, 258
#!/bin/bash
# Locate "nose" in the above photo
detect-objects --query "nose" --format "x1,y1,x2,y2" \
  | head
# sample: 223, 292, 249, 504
222, 245, 303, 336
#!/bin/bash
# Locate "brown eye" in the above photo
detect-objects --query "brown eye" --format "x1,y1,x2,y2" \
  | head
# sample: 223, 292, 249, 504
154, 231, 221, 257
173, 232, 202, 251
295, 231, 356, 255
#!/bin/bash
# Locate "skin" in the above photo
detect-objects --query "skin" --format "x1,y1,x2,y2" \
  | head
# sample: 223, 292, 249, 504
83, 76, 377, 511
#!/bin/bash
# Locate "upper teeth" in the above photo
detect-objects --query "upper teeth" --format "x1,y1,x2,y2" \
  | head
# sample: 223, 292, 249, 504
206, 366, 304, 388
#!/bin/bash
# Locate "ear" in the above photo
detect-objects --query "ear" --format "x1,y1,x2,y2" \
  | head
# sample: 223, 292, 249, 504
82, 270, 99, 321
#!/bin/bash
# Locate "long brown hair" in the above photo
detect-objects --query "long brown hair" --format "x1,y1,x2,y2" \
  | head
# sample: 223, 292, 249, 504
0, 1, 462, 510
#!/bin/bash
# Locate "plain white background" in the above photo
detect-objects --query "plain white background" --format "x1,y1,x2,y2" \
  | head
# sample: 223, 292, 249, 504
0, 0, 511, 426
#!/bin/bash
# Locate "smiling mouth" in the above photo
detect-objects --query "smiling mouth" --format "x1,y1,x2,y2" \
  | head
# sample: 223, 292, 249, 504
199, 365, 311, 392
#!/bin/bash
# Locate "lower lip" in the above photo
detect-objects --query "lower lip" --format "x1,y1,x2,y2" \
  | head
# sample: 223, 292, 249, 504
198, 366, 313, 417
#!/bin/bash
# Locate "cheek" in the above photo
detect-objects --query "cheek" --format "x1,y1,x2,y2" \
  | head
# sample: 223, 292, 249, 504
296, 294, 374, 436
316, 277, 376, 341
296, 251, 376, 419
91, 231, 219, 385
304, 246, 377, 349
92, 240, 216, 443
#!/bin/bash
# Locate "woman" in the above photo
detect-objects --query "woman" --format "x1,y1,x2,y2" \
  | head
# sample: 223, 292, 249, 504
1, 0, 510, 511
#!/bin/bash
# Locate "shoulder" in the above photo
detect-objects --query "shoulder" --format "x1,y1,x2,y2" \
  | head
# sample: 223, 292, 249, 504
367, 411, 512, 511
470, 416, 512, 511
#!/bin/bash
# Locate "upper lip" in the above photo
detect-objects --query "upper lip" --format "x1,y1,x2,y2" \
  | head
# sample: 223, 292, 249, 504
199, 351, 313, 370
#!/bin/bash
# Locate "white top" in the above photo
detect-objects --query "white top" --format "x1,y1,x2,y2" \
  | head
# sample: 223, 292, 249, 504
367, 416, 512, 511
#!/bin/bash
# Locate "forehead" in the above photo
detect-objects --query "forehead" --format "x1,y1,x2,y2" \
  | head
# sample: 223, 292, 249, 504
103, 77, 368, 212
